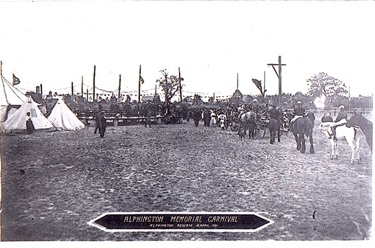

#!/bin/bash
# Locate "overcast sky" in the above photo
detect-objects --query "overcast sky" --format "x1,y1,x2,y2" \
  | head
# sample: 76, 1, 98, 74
0, 1, 374, 97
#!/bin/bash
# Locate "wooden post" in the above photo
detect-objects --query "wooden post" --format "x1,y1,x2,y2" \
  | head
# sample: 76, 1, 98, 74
263, 71, 266, 97
178, 67, 182, 102
348, 83, 351, 112
81, 76, 83, 97
86, 88, 89, 101
278, 56, 282, 106
236, 73, 239, 90
267, 56, 286, 108
71, 82, 74, 96
93, 65, 96, 102
40, 84, 43, 98
138, 65, 141, 103
118, 74, 121, 100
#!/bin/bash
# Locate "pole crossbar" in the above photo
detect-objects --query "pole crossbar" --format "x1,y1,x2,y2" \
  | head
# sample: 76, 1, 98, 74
267, 56, 286, 108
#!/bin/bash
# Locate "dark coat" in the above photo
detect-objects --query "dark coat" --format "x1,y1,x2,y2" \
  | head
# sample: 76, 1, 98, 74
293, 107, 306, 116
335, 111, 347, 122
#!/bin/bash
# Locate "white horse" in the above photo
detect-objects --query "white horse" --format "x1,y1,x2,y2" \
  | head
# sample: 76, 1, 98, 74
318, 121, 360, 164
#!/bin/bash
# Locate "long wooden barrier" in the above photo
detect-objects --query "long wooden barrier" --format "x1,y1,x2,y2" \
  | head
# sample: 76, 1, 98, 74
78, 115, 184, 127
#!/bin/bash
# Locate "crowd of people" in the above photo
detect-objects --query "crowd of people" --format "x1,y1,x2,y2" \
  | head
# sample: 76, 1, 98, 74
58, 92, 355, 141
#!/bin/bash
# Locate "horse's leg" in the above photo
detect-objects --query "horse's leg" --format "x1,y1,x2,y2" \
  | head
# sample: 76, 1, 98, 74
300, 133, 306, 153
330, 138, 338, 159
356, 137, 360, 162
309, 132, 314, 154
294, 132, 300, 150
269, 129, 274, 144
347, 138, 356, 164
277, 124, 281, 142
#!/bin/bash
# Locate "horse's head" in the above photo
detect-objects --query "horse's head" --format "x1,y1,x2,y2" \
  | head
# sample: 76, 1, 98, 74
346, 113, 361, 128
306, 112, 315, 124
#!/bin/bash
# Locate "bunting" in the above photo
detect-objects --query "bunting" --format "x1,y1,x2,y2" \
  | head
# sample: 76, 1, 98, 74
251, 78, 262, 91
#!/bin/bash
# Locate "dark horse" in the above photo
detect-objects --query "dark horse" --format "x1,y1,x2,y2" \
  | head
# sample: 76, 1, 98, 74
268, 119, 280, 144
290, 112, 315, 153
268, 111, 283, 144
346, 113, 373, 153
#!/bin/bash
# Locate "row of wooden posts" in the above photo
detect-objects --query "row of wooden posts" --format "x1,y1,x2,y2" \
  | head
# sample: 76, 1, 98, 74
69, 65, 184, 103
71, 56, 285, 104
1, 56, 286, 105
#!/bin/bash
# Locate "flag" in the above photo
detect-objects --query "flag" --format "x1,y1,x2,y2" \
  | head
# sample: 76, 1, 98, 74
251, 78, 262, 91
139, 75, 144, 84
13, 74, 21, 85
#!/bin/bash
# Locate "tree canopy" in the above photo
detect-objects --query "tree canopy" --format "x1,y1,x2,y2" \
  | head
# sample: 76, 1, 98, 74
156, 69, 182, 104
307, 72, 348, 106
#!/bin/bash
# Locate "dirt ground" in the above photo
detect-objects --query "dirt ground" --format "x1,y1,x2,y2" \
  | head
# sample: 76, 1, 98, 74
0, 117, 372, 241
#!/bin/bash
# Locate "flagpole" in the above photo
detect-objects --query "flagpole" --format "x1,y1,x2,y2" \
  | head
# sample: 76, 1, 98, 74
118, 74, 121, 100
237, 73, 239, 90
178, 67, 182, 103
138, 65, 141, 103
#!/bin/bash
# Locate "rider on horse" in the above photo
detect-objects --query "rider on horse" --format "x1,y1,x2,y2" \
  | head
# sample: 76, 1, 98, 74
329, 105, 348, 140
269, 105, 280, 121
290, 101, 306, 132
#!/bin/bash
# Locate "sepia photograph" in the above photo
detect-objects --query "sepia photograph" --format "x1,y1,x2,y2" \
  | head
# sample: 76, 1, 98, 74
0, 0, 373, 246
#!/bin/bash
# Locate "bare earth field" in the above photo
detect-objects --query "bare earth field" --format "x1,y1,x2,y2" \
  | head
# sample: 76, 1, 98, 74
0, 118, 372, 241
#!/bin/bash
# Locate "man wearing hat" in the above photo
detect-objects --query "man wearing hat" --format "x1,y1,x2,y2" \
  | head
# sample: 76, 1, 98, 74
321, 112, 333, 123
290, 101, 306, 132
328, 105, 347, 140
335, 105, 347, 122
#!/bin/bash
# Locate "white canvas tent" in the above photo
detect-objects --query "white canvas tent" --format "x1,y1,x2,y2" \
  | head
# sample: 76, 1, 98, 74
1, 96, 54, 133
0, 75, 28, 122
47, 98, 85, 131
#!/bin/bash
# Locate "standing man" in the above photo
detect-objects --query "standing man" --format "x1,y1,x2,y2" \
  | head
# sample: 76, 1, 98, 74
26, 112, 35, 134
94, 112, 101, 134
145, 110, 152, 128
193, 109, 202, 127
98, 112, 107, 138
203, 109, 211, 127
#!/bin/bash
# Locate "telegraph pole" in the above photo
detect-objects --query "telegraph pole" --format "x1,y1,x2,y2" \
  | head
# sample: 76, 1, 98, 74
267, 56, 286, 108
118, 74, 121, 100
